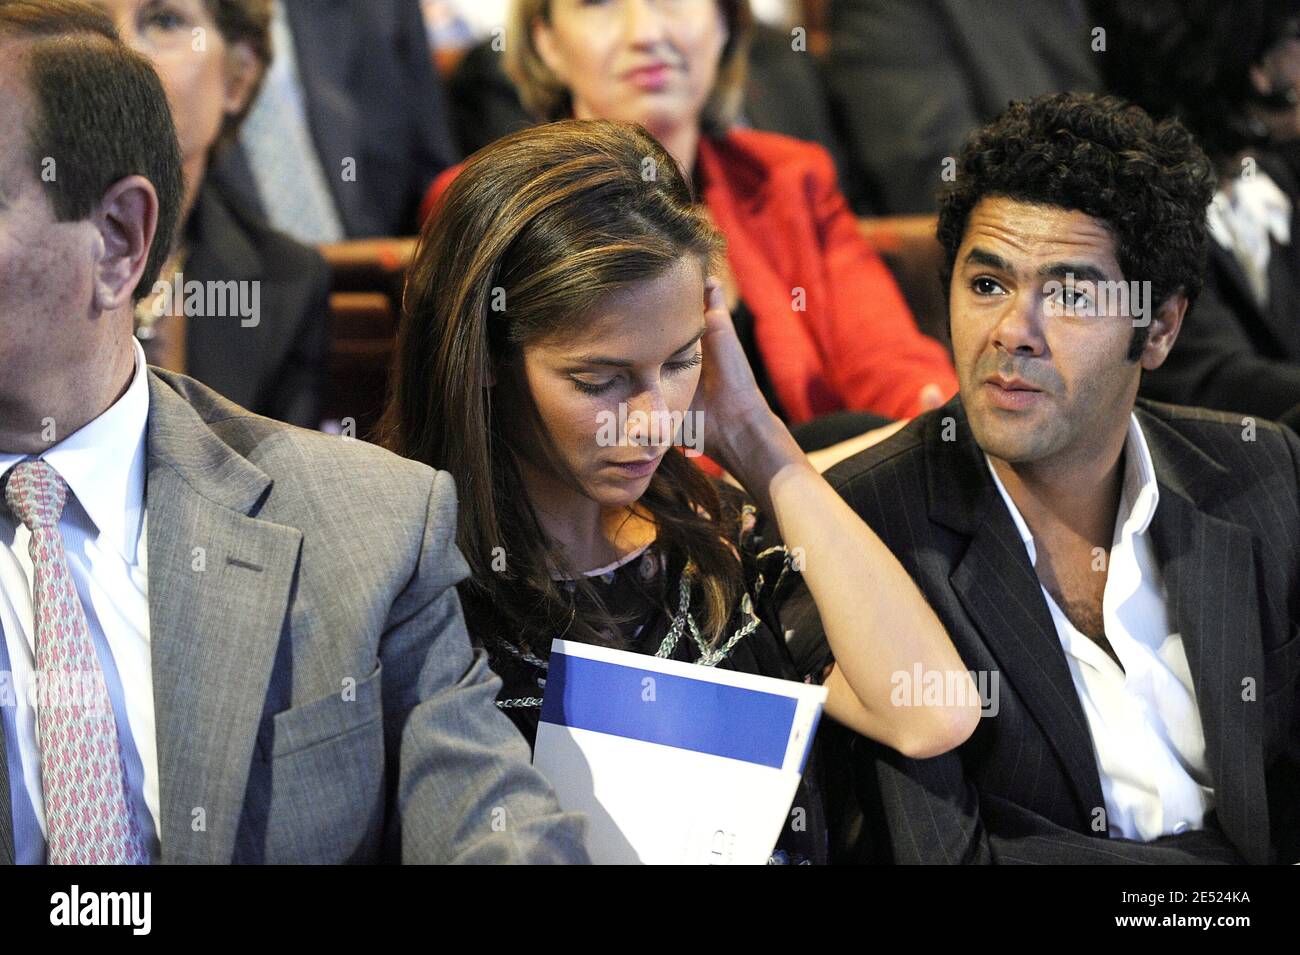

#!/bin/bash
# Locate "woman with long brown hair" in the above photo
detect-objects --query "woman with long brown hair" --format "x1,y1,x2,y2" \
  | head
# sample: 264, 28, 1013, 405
385, 119, 978, 863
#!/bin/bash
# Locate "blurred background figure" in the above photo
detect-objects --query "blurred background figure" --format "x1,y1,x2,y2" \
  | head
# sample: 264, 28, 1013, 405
431, 0, 849, 185
1096, 0, 1300, 420
826, 0, 1101, 214
211, 0, 455, 241
97, 0, 329, 429
421, 0, 505, 76
426, 0, 956, 447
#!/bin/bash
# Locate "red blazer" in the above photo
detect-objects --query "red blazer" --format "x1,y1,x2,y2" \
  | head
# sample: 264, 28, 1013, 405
422, 128, 956, 424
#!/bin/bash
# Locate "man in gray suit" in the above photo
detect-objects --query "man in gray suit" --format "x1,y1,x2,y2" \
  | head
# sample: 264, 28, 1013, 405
0, 0, 586, 864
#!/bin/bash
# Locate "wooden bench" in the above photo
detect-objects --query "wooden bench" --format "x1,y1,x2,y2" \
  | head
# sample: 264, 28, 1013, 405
319, 219, 947, 438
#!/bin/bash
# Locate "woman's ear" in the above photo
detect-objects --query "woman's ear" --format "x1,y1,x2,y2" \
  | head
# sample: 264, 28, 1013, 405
223, 41, 263, 118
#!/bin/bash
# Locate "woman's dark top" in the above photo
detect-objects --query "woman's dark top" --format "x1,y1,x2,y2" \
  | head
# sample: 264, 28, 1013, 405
462, 482, 833, 864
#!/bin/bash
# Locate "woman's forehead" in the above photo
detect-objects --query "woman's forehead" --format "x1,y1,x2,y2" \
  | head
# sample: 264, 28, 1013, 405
532, 260, 706, 361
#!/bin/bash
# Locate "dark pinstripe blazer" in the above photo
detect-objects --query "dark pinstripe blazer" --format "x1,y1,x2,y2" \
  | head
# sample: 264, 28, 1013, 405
820, 397, 1300, 864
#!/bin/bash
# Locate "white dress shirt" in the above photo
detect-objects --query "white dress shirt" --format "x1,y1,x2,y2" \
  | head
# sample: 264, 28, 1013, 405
1206, 169, 1292, 308
0, 339, 159, 863
985, 414, 1216, 841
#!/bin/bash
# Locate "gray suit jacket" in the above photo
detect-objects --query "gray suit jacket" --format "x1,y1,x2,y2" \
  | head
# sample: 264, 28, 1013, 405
0, 370, 587, 864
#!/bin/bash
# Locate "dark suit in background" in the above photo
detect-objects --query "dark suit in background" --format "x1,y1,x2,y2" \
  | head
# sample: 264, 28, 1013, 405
212, 0, 455, 238
183, 179, 330, 430
1141, 153, 1300, 420
815, 398, 1300, 863
1284, 402, 1300, 433
826, 0, 1100, 214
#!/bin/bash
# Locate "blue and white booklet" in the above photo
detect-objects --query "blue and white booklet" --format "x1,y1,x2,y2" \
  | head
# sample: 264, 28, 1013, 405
533, 639, 828, 864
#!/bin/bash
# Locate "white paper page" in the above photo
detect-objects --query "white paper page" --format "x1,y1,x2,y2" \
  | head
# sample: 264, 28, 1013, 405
533, 640, 828, 864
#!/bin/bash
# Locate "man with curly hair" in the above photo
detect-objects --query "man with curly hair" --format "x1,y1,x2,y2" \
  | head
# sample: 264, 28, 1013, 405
818, 92, 1300, 864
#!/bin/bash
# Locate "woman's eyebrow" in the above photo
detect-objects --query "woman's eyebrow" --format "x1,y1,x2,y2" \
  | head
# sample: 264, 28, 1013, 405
570, 326, 706, 367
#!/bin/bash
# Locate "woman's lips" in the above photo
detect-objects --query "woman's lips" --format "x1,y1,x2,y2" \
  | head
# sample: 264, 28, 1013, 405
625, 64, 673, 91
607, 456, 661, 479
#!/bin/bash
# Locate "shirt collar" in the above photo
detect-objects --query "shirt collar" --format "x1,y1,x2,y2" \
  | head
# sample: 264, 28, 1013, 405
1207, 168, 1292, 252
0, 339, 150, 562
984, 412, 1160, 564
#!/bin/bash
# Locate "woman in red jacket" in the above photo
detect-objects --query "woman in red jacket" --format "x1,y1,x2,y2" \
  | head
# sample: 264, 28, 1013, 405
423, 0, 956, 439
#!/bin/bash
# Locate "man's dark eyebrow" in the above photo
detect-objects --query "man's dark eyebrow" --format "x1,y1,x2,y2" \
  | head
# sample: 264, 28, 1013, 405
571, 325, 706, 368
962, 248, 1013, 272
961, 248, 1113, 286
1037, 261, 1110, 285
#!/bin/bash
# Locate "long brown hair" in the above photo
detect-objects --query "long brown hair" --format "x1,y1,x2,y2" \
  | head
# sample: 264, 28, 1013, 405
381, 119, 746, 653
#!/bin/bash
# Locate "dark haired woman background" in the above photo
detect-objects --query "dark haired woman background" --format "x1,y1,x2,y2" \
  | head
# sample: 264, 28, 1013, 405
385, 119, 980, 864
96, 0, 330, 429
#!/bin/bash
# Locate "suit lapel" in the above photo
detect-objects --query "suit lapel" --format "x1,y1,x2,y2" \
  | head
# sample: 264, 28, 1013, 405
1210, 241, 1259, 316
145, 373, 302, 863
1255, 154, 1300, 359
284, 0, 364, 233
1139, 408, 1271, 863
1263, 237, 1300, 359
928, 406, 1106, 819
1207, 237, 1298, 359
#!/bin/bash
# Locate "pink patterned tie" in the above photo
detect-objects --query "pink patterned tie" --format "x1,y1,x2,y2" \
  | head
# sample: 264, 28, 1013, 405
3, 459, 147, 864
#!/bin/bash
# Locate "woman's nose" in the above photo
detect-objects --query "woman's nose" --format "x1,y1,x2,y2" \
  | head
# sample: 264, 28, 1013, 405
624, 386, 673, 447
622, 0, 670, 47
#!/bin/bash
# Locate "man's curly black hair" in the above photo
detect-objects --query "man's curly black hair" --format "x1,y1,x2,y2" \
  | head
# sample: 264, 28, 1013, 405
937, 92, 1217, 361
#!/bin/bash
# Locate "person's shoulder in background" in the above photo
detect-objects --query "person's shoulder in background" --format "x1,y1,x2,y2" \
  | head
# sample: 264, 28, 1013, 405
698, 125, 844, 200
446, 35, 534, 157
203, 178, 331, 289
184, 177, 331, 429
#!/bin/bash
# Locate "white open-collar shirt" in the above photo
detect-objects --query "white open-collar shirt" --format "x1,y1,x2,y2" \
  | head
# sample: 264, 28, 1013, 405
985, 413, 1215, 841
